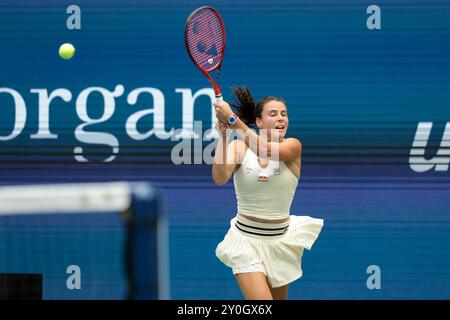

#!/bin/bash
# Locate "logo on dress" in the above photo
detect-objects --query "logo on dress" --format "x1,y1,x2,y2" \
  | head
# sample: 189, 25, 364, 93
258, 175, 268, 182
273, 167, 281, 175
244, 166, 252, 174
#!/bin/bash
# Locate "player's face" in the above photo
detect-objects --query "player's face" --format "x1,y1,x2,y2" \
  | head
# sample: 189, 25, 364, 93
256, 100, 289, 141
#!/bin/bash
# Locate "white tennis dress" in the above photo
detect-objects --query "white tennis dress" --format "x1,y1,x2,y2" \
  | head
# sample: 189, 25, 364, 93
215, 147, 324, 288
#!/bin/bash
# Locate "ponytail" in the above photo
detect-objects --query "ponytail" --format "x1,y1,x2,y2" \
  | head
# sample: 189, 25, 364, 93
230, 85, 286, 127
230, 85, 257, 127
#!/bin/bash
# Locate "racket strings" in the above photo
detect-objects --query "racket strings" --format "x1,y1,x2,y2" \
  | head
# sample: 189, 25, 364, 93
186, 9, 224, 71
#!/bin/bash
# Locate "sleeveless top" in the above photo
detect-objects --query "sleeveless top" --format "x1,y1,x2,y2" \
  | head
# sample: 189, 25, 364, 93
233, 147, 299, 220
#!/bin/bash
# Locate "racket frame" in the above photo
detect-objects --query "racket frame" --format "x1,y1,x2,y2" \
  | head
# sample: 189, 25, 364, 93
184, 6, 226, 101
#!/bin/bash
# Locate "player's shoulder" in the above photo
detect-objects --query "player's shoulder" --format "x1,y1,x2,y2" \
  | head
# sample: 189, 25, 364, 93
283, 137, 302, 148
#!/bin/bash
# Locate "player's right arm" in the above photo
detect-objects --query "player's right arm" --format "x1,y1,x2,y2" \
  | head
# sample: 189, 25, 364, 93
212, 121, 245, 185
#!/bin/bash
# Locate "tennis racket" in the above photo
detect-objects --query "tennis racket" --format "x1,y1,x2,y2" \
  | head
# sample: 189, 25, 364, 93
184, 6, 226, 103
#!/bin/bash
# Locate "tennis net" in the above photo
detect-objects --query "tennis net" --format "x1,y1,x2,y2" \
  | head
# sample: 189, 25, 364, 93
0, 181, 169, 300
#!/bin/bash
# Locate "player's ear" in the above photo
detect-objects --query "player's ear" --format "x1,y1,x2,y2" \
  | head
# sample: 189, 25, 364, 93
255, 117, 262, 129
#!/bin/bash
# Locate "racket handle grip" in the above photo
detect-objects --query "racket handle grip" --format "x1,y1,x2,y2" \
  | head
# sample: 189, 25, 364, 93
215, 95, 224, 103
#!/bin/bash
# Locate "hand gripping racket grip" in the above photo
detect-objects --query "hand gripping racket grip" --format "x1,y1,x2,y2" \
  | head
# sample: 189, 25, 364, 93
216, 95, 223, 103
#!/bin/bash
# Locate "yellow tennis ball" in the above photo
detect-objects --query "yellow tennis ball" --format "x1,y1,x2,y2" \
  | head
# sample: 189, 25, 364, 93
59, 43, 75, 60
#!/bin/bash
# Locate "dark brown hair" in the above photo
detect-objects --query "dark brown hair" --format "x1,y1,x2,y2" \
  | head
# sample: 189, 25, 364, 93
230, 85, 286, 127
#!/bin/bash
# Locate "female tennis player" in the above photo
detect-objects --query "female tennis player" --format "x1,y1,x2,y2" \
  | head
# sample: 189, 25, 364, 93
212, 86, 324, 300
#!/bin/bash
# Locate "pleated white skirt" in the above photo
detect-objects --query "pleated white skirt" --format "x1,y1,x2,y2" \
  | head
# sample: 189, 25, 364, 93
215, 215, 324, 288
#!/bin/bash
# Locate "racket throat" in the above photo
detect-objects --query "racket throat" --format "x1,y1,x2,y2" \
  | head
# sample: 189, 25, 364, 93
210, 81, 222, 100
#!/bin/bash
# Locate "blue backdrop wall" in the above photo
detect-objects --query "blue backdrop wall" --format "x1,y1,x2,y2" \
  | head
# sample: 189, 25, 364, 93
0, 0, 449, 299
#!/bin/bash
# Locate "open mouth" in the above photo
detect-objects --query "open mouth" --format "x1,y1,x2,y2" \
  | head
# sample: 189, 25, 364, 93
275, 125, 285, 130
